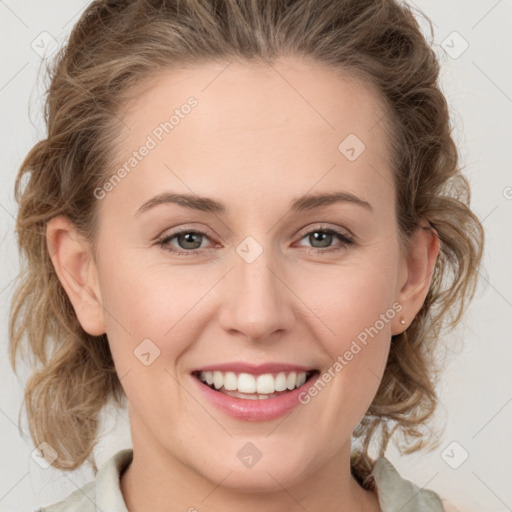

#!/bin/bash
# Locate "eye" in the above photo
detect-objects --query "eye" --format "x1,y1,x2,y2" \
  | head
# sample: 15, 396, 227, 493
157, 228, 214, 256
294, 225, 354, 254
156, 225, 354, 257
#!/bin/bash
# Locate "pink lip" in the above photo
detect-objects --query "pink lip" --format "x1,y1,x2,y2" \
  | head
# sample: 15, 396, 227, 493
191, 362, 316, 375
191, 371, 320, 422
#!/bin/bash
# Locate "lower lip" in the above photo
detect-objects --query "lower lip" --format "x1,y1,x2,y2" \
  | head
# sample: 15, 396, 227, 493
192, 373, 319, 422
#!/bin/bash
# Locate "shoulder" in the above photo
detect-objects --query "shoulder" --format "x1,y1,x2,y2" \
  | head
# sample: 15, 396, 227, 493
37, 480, 96, 512
371, 457, 446, 512
37, 448, 133, 512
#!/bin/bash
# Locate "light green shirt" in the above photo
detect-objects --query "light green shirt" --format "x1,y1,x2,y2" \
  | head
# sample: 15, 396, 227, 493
38, 448, 445, 512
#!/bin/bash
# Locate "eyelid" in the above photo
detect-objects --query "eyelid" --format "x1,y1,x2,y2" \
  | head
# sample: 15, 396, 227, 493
296, 223, 354, 241
155, 224, 216, 242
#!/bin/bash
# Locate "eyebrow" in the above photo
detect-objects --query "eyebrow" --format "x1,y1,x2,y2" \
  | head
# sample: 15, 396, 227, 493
135, 190, 373, 217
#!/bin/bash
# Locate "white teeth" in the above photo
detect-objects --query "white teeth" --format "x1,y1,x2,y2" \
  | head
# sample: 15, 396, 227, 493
205, 371, 214, 386
213, 371, 223, 390
286, 371, 297, 390
227, 391, 274, 399
275, 372, 288, 391
223, 371, 238, 391
197, 370, 310, 395
256, 374, 275, 394
238, 373, 256, 393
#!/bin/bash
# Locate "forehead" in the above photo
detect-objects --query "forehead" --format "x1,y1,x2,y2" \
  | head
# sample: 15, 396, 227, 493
119, 56, 389, 147
104, 57, 394, 219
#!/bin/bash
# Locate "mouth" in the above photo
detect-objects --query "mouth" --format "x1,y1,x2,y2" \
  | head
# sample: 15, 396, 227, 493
192, 369, 319, 400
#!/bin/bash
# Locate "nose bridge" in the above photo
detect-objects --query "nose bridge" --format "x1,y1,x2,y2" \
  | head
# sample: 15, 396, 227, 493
218, 238, 294, 340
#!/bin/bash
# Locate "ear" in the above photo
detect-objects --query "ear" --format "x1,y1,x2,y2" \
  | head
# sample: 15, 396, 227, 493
46, 215, 106, 336
391, 223, 441, 335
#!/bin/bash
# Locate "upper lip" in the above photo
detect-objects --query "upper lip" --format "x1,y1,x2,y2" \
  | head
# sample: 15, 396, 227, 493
191, 362, 317, 375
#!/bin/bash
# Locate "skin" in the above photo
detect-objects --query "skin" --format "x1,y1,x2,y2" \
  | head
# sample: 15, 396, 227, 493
47, 57, 440, 512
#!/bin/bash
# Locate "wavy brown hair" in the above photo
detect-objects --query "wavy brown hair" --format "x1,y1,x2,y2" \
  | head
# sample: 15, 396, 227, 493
9, 0, 484, 489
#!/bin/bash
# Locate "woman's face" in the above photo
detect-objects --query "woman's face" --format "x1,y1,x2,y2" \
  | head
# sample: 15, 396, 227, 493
72, 57, 433, 490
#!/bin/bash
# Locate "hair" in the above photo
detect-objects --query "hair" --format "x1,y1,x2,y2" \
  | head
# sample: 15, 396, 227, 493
9, 0, 484, 490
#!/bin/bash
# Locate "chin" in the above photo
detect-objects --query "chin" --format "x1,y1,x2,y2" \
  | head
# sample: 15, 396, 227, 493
205, 465, 306, 493
193, 448, 315, 492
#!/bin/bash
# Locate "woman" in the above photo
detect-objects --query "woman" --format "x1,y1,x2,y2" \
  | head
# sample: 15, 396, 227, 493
9, 0, 484, 511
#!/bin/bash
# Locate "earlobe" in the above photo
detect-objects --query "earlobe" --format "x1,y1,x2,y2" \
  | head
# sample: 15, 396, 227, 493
392, 224, 441, 335
46, 215, 106, 336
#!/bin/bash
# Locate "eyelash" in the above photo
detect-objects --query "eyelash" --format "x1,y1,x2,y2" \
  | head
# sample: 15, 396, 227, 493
156, 225, 354, 257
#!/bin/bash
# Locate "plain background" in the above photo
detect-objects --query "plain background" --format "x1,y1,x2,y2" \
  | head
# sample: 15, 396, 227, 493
1, 1, 511, 511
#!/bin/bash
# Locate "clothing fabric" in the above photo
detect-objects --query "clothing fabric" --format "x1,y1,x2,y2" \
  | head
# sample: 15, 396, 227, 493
38, 448, 445, 511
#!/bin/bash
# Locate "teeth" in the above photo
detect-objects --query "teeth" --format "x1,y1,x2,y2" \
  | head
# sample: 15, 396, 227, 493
256, 374, 274, 394
198, 370, 310, 395
286, 372, 297, 390
238, 373, 256, 393
224, 371, 238, 391
213, 371, 223, 390
275, 372, 288, 391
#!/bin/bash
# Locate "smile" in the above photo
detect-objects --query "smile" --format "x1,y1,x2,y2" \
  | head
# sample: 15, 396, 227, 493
191, 364, 320, 421
194, 370, 315, 398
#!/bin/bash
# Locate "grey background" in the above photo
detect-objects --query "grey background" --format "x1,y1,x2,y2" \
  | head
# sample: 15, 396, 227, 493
1, 1, 511, 510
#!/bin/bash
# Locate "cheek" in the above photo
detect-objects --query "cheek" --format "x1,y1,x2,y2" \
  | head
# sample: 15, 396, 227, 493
99, 261, 201, 422
294, 254, 399, 349
293, 255, 397, 414
97, 252, 194, 367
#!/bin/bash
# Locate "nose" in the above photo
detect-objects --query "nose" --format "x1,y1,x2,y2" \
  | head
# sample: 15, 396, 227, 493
217, 244, 296, 343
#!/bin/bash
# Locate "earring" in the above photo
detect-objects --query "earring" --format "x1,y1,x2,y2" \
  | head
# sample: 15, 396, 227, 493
400, 317, 406, 325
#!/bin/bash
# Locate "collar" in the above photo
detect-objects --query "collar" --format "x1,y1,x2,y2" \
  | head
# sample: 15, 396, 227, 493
372, 456, 445, 511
